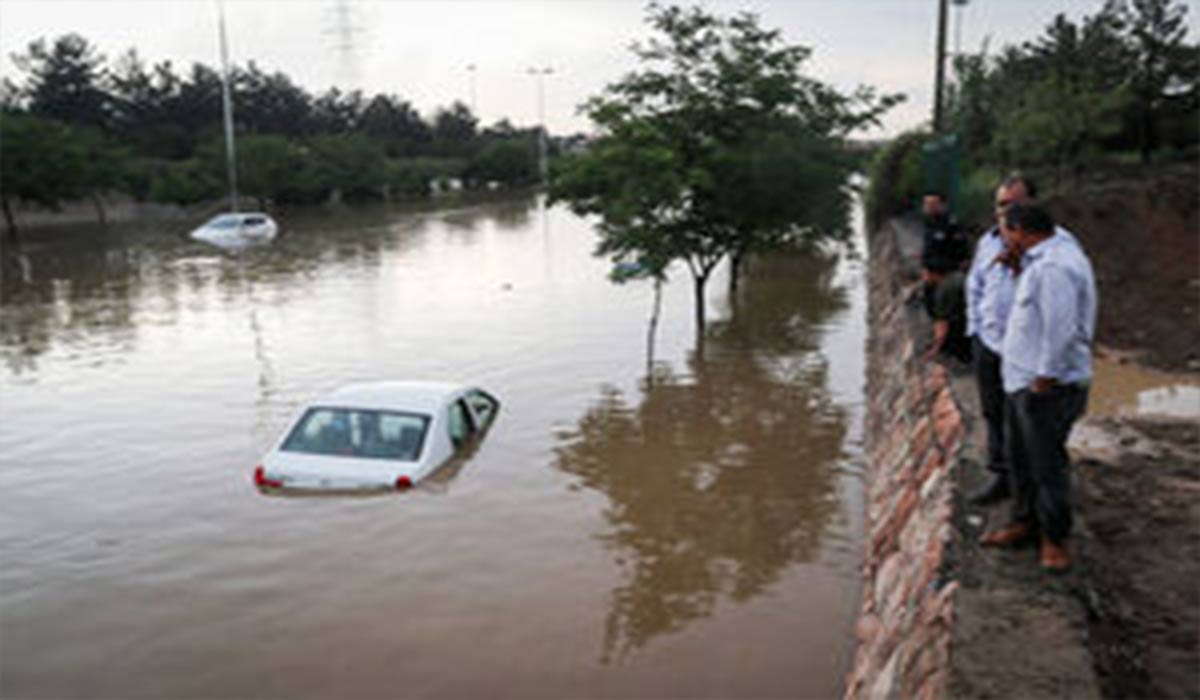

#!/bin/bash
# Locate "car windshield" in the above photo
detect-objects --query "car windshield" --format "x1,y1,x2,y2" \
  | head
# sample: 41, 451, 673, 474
281, 407, 430, 461
207, 215, 242, 230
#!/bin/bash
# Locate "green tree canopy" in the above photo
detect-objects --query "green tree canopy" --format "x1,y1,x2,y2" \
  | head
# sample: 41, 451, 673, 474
944, 0, 1196, 173
11, 34, 111, 130
551, 3, 899, 334
0, 115, 88, 235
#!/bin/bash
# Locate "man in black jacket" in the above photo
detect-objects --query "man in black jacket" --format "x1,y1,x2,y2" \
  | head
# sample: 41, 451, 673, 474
920, 191, 970, 318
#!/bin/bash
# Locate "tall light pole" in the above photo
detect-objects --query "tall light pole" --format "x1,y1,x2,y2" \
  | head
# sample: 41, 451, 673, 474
217, 0, 238, 212
466, 63, 477, 115
932, 0, 949, 133
527, 66, 553, 184
952, 0, 969, 60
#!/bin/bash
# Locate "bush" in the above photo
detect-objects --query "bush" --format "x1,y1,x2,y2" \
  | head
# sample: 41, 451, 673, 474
147, 159, 222, 205
466, 139, 538, 188
958, 164, 1003, 231
865, 130, 929, 232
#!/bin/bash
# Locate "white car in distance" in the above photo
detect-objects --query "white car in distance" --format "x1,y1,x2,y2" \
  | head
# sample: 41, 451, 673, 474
190, 212, 278, 250
254, 381, 499, 492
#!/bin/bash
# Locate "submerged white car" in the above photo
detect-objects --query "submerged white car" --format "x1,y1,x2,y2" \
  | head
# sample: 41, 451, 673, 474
190, 212, 278, 249
253, 381, 499, 492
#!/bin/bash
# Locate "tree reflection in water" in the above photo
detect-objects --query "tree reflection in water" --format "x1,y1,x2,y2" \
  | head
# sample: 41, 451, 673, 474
553, 250, 854, 663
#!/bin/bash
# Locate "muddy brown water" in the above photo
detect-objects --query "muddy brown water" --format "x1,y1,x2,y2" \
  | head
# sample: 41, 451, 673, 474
0, 194, 868, 699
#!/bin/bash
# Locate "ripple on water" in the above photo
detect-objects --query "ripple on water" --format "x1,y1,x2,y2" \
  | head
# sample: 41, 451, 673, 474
1, 197, 870, 699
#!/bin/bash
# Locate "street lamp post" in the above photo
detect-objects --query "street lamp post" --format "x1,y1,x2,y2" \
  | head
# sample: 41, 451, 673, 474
952, 0, 969, 59
932, 0, 949, 133
527, 66, 553, 184
466, 63, 477, 116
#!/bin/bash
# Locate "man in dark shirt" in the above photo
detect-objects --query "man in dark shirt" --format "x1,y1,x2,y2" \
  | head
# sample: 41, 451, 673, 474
923, 256, 971, 364
921, 191, 971, 272
920, 191, 970, 319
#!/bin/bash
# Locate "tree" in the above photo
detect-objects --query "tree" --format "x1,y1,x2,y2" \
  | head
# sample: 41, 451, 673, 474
233, 62, 313, 139
309, 88, 364, 134
1, 78, 24, 113
11, 34, 111, 130
1122, 0, 1194, 161
74, 127, 132, 224
430, 101, 478, 157
551, 4, 897, 336
107, 50, 192, 159
307, 133, 387, 200
227, 134, 303, 208
989, 12, 1133, 176
992, 73, 1130, 179
0, 115, 88, 237
359, 94, 430, 157
466, 139, 538, 186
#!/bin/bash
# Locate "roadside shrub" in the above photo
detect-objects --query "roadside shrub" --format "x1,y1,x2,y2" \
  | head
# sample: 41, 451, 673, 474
466, 139, 538, 188
958, 164, 1003, 231
147, 159, 222, 205
865, 129, 929, 232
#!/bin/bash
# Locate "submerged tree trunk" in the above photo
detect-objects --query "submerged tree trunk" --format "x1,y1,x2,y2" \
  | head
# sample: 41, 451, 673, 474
645, 277, 664, 383
729, 249, 745, 295
693, 272, 707, 338
1, 195, 17, 242
89, 192, 107, 227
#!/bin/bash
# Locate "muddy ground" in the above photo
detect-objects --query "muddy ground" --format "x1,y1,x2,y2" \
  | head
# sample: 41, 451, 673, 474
948, 374, 1199, 700
1053, 164, 1200, 699
1072, 418, 1200, 700
1046, 162, 1200, 374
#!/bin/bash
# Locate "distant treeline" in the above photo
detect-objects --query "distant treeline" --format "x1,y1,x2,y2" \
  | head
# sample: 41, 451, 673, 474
868, 0, 1199, 229
0, 34, 560, 232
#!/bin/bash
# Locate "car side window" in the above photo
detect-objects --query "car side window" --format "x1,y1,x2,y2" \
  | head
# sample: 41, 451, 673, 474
448, 400, 476, 448
466, 390, 499, 428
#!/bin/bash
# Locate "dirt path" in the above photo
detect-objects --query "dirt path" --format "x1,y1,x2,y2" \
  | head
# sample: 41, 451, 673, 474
1071, 418, 1200, 700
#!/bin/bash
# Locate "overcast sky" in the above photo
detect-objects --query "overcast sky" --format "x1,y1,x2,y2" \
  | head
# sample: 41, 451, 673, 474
1, 0, 1195, 137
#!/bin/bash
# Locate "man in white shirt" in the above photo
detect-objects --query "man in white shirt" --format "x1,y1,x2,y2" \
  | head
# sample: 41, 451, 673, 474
979, 204, 1097, 573
964, 175, 1035, 505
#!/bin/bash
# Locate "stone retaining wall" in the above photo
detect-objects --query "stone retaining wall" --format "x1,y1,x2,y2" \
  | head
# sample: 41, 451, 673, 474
843, 218, 964, 700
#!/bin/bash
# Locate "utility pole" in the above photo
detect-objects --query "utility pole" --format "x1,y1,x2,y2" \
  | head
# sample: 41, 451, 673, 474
326, 0, 365, 89
932, 0, 948, 133
527, 67, 553, 184
953, 0, 969, 59
217, 0, 238, 212
466, 64, 478, 116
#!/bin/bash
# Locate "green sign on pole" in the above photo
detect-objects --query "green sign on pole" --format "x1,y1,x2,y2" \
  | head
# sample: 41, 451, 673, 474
921, 132, 961, 216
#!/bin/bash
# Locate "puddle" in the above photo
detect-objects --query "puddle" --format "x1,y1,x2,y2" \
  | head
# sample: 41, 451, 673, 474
1087, 355, 1200, 419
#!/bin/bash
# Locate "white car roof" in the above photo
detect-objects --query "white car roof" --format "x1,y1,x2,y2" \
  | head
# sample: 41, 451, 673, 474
311, 380, 470, 414
209, 212, 272, 223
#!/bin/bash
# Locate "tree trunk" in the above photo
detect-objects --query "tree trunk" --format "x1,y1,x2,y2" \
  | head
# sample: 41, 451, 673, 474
89, 192, 108, 227
645, 277, 663, 384
729, 250, 743, 295
1, 194, 17, 242
1138, 84, 1153, 165
693, 271, 707, 339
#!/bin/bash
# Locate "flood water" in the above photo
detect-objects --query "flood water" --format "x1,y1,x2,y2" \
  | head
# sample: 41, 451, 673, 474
0, 193, 868, 699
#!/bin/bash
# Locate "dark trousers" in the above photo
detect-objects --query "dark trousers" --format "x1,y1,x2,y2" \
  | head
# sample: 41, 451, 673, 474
1005, 384, 1089, 543
973, 338, 1006, 474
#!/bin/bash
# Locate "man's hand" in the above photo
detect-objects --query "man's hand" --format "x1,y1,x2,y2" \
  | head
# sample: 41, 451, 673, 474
1031, 376, 1057, 393
924, 320, 950, 364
